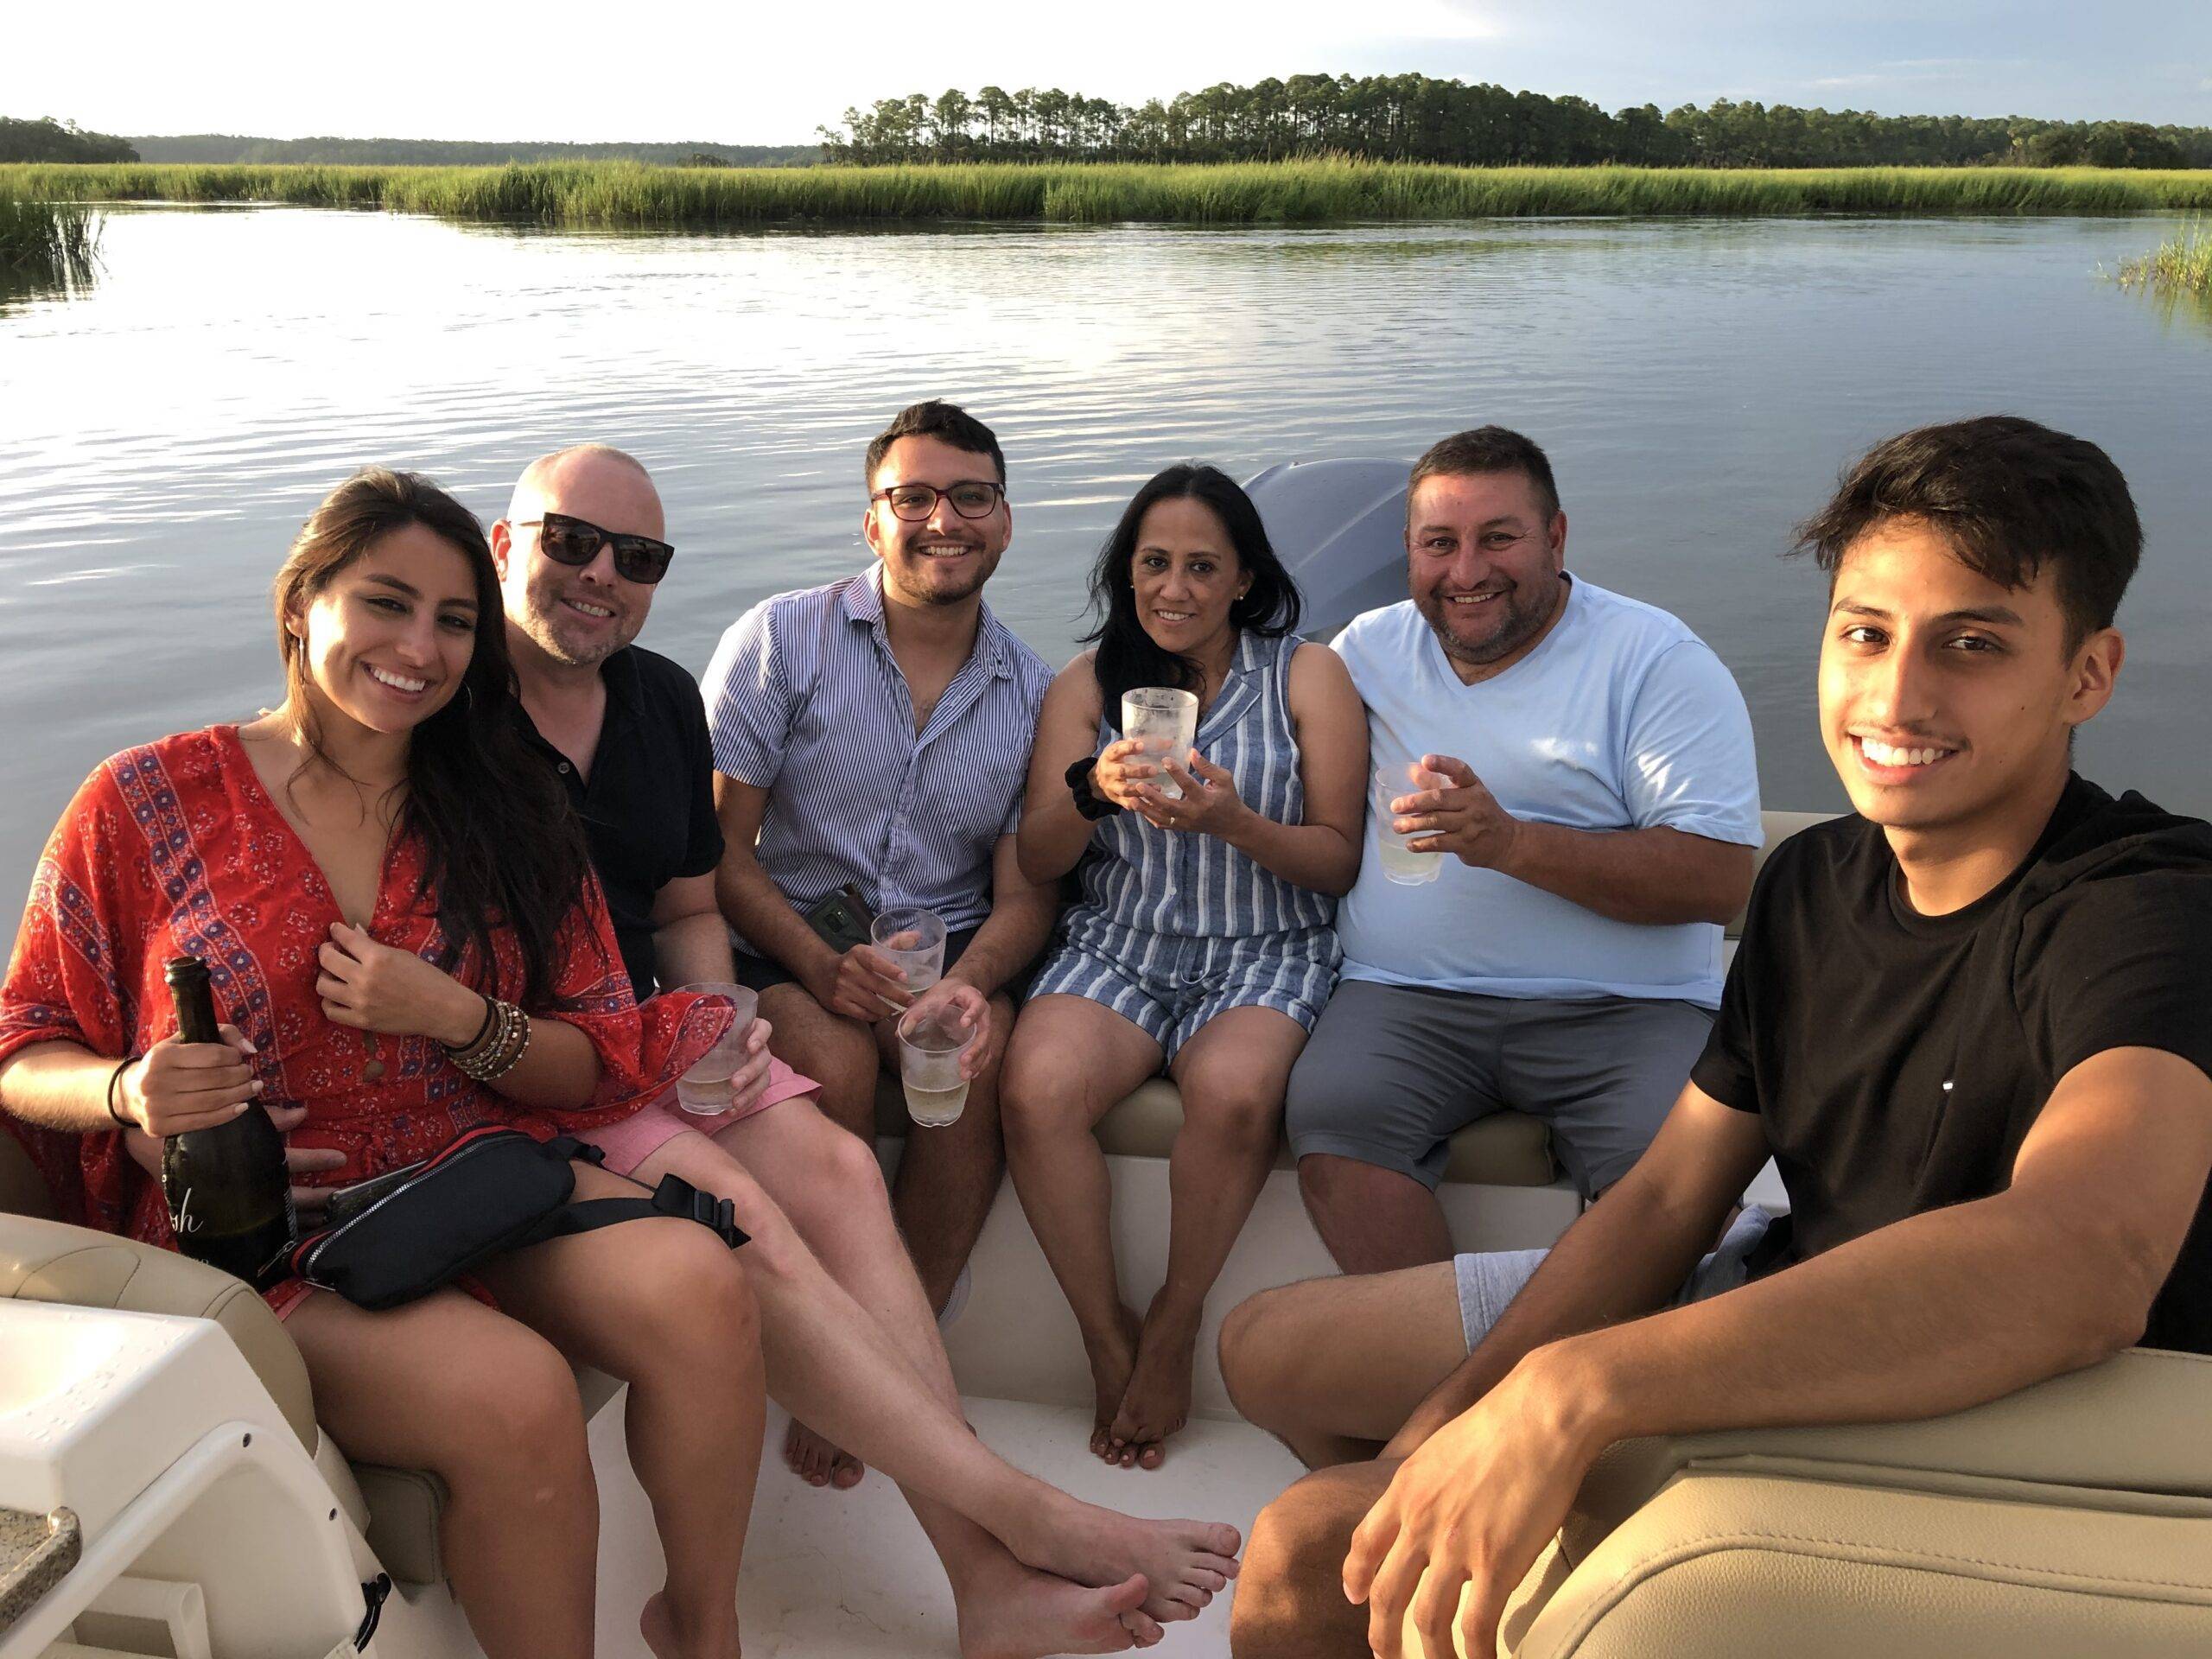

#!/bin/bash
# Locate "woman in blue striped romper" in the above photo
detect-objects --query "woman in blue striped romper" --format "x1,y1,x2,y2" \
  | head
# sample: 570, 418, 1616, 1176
1003, 464, 1369, 1469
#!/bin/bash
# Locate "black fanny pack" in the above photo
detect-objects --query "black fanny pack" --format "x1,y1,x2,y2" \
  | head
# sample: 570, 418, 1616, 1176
290, 1127, 747, 1311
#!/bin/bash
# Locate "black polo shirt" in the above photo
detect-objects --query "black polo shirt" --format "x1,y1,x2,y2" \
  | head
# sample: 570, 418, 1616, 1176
515, 645, 725, 1001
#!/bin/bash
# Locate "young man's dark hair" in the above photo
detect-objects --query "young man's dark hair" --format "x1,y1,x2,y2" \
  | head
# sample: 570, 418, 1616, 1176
1408, 425, 1561, 524
864, 399, 1007, 486
1793, 414, 2141, 653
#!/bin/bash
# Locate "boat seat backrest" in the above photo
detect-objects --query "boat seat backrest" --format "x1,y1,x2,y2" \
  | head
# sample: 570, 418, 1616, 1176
0, 1208, 320, 1452
1506, 1348, 2212, 1659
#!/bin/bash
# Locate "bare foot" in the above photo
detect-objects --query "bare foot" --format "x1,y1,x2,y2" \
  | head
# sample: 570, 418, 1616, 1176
953, 1554, 1160, 1658
1082, 1305, 1143, 1462
784, 1417, 865, 1490
642, 1589, 741, 1659
1014, 1499, 1241, 1626
1104, 1295, 1198, 1471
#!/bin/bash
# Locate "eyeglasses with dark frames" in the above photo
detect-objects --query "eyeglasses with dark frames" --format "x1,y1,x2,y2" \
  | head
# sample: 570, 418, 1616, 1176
870, 481, 1007, 523
515, 512, 677, 585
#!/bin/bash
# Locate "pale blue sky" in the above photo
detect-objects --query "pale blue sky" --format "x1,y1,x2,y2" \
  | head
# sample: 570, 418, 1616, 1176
7, 0, 2209, 143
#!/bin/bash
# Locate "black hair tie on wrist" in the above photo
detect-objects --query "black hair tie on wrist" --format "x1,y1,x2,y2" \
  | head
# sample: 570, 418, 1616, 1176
1065, 754, 1123, 822
106, 1056, 137, 1128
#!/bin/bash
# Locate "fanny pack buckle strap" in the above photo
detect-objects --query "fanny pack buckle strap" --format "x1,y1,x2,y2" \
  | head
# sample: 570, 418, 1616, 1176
649, 1174, 747, 1249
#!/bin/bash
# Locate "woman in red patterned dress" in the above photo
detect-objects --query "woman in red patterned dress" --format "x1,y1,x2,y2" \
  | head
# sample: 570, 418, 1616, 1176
0, 470, 760, 1659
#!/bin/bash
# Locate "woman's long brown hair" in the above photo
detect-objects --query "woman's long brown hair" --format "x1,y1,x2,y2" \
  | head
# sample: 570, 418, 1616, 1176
272, 467, 590, 1007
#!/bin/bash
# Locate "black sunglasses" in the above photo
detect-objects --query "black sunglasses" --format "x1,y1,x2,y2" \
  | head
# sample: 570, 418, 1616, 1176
516, 512, 676, 585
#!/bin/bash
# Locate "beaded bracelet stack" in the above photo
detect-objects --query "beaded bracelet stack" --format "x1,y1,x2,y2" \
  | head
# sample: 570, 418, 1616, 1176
444, 996, 531, 1083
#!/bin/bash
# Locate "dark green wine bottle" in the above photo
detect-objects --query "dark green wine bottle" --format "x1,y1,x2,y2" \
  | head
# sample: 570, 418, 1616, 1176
158, 956, 294, 1289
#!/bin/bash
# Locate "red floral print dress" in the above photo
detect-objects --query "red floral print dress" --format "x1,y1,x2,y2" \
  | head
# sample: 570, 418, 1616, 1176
0, 725, 732, 1313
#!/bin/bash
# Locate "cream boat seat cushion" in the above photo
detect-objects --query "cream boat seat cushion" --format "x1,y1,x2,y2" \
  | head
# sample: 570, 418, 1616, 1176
1504, 1348, 2212, 1657
0, 1192, 610, 1587
0, 1208, 319, 1452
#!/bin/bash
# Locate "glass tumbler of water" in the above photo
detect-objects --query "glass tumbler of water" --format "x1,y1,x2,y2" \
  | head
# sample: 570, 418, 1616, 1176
872, 906, 947, 994
671, 982, 760, 1114
1121, 687, 1199, 800
896, 1005, 977, 1128
1373, 763, 1444, 886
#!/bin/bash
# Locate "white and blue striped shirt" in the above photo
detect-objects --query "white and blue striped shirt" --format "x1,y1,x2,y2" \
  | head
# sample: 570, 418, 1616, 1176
702, 566, 1052, 944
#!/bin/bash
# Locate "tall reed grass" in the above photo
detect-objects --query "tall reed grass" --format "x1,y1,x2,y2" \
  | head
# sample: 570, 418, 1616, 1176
2116, 220, 2212, 298
0, 183, 99, 289
6, 160, 2211, 228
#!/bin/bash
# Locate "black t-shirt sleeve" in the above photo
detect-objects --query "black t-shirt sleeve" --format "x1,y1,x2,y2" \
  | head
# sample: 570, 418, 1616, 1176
675, 675, 726, 880
2016, 860, 2212, 1089
1691, 841, 1797, 1114
1691, 931, 1760, 1112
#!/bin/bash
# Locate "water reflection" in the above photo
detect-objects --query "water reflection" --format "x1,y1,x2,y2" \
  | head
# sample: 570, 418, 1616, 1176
1, 206, 2208, 892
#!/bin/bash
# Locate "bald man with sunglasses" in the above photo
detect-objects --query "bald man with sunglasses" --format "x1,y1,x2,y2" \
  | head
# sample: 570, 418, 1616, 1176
491, 444, 735, 1001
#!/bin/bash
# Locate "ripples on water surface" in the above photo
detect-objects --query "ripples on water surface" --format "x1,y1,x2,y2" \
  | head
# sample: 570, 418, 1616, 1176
3, 206, 2208, 889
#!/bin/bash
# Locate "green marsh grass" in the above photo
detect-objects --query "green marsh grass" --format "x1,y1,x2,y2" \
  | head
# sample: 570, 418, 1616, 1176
7, 160, 2212, 229
0, 182, 99, 289
2117, 220, 2212, 299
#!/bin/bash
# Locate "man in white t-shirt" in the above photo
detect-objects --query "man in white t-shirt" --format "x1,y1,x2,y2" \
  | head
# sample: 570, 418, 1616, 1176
1286, 426, 1763, 1272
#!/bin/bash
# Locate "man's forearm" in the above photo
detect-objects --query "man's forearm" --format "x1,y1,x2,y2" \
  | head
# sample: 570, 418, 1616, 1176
946, 887, 1057, 1000
1392, 1173, 1716, 1450
1552, 1191, 2137, 1454
653, 910, 738, 989
715, 853, 838, 983
1494, 823, 1751, 925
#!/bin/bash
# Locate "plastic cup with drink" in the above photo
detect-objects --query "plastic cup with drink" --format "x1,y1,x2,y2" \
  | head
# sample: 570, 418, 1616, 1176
1121, 686, 1199, 800
896, 1003, 978, 1128
872, 906, 947, 995
671, 982, 760, 1115
1373, 761, 1447, 886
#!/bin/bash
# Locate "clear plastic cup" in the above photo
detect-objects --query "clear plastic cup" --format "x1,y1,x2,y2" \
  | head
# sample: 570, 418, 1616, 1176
671, 982, 760, 1114
872, 906, 947, 995
1373, 763, 1444, 886
896, 1005, 977, 1128
1122, 686, 1199, 800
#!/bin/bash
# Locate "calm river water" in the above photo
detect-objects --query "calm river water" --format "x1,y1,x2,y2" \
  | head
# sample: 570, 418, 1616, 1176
3, 207, 2208, 898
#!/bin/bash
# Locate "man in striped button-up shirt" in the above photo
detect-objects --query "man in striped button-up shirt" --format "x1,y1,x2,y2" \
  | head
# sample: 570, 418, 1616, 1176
704, 401, 1058, 1336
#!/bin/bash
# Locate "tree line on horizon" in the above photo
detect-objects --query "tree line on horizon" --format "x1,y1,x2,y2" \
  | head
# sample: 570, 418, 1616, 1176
0, 118, 819, 168
2, 118, 138, 164
123, 134, 820, 168
820, 75, 2212, 170
13, 80, 2212, 175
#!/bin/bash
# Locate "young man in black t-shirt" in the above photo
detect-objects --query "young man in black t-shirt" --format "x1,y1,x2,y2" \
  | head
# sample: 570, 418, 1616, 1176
1222, 416, 2212, 1659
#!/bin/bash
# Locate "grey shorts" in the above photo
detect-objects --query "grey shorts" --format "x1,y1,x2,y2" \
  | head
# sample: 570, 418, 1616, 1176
1283, 980, 1713, 1197
1455, 1205, 1774, 1350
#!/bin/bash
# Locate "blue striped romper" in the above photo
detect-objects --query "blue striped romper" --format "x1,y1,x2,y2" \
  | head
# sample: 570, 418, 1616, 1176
1029, 629, 1343, 1061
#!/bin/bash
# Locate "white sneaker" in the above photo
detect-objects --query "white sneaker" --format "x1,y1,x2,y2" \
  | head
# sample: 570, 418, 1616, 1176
936, 1264, 972, 1330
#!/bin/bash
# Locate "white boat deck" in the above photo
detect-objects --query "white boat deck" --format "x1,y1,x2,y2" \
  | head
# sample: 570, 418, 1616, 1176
575, 1150, 1586, 1657
643, 1401, 1300, 1659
